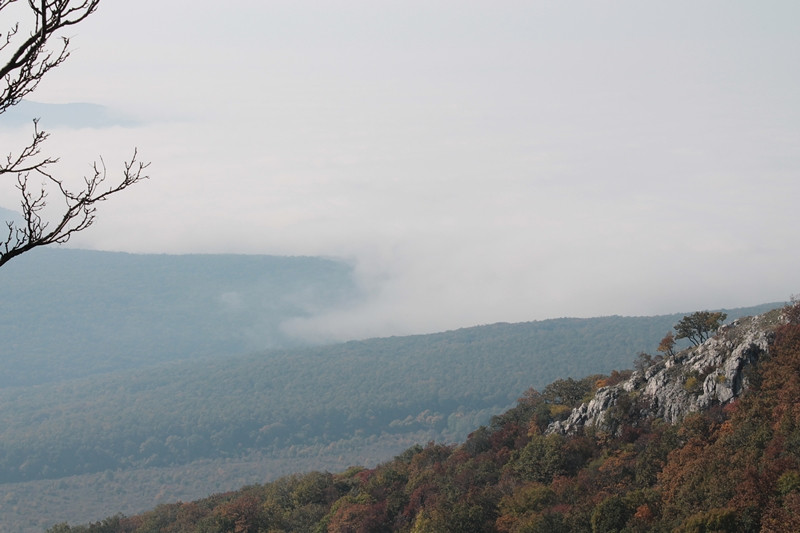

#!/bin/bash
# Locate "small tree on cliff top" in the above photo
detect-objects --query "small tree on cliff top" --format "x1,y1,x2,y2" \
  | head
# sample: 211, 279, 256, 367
674, 311, 727, 347
657, 331, 676, 357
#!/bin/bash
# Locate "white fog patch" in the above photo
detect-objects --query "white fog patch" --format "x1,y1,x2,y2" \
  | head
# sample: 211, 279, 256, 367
8, 0, 796, 337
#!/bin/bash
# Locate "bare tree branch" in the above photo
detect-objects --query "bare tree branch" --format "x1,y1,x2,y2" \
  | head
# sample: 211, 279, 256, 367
0, 149, 149, 268
1, 0, 149, 268
1, 0, 99, 113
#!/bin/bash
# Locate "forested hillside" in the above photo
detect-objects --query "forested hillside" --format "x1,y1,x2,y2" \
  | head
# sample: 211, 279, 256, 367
52, 301, 800, 532
0, 247, 358, 386
0, 301, 782, 531
0, 306, 776, 485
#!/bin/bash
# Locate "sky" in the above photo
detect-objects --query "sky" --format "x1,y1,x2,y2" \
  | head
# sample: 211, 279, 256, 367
1, 0, 799, 341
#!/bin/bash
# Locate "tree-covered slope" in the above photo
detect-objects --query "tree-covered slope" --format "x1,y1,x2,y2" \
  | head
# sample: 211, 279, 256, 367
0, 302, 785, 533
0, 304, 778, 486
54, 301, 800, 533
0, 248, 359, 386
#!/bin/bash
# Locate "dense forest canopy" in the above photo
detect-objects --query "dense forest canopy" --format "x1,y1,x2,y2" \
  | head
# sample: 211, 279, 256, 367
43, 300, 800, 532
0, 304, 776, 488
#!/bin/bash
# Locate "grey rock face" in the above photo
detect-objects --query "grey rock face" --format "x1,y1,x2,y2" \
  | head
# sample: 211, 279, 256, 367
547, 312, 778, 436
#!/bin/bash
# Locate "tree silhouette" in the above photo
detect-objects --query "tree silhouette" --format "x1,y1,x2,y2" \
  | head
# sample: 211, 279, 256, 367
0, 0, 148, 268
674, 311, 727, 347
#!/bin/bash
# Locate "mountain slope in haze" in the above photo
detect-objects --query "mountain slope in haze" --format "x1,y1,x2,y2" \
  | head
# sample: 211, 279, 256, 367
50, 301, 800, 533
0, 247, 359, 386
0, 100, 138, 129
0, 304, 779, 483
0, 302, 785, 531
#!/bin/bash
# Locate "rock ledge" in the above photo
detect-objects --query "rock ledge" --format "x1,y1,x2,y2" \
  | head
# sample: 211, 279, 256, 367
547, 311, 781, 435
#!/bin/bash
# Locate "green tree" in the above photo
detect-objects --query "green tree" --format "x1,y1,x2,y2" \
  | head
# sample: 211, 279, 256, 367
674, 311, 727, 347
543, 377, 593, 408
591, 494, 634, 533
507, 434, 567, 484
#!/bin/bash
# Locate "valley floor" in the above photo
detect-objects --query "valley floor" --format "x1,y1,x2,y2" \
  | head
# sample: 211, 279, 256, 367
0, 434, 426, 533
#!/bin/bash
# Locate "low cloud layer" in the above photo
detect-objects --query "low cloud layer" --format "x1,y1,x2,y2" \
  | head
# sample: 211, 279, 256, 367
2, 1, 798, 341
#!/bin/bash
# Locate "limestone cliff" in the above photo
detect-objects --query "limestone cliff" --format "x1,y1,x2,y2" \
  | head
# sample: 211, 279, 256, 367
548, 308, 784, 435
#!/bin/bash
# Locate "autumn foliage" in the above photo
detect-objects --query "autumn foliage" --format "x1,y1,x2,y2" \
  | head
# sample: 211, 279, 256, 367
51, 301, 800, 533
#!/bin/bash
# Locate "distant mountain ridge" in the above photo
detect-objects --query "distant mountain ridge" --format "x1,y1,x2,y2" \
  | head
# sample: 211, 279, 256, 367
0, 247, 360, 386
0, 100, 139, 128
0, 245, 781, 390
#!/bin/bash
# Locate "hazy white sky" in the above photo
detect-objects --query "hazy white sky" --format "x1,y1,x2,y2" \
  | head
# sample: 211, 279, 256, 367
2, 1, 799, 340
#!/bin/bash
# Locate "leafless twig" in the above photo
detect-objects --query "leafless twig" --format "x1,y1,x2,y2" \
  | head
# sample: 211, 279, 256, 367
1, 1, 149, 268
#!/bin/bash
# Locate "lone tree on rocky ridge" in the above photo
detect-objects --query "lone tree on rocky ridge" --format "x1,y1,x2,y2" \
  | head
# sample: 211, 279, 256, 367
674, 311, 727, 347
0, 0, 148, 268
657, 331, 676, 357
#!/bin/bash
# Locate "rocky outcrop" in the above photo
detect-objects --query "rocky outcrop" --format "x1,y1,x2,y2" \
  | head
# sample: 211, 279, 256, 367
547, 310, 781, 435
